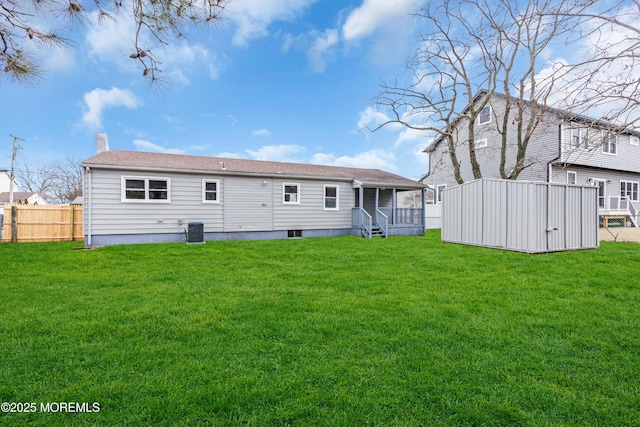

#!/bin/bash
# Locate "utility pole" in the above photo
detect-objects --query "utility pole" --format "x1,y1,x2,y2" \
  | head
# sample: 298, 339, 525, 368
9, 134, 25, 205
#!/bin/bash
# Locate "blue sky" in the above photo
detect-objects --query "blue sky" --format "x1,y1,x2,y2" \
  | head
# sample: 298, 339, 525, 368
1, 0, 430, 180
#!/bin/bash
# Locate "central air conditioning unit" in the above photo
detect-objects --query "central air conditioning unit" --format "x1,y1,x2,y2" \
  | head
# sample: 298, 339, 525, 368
186, 222, 205, 244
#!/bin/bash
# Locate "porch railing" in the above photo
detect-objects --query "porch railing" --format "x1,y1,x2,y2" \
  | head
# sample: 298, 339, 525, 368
379, 208, 424, 226
608, 196, 630, 211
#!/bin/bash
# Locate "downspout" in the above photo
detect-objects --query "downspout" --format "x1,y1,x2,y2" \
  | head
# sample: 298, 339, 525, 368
85, 166, 92, 247
547, 122, 564, 183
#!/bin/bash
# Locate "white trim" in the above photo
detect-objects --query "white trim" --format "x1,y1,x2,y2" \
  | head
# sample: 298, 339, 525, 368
601, 131, 617, 156
567, 171, 577, 185
475, 138, 488, 148
436, 184, 447, 204
620, 180, 639, 202
323, 184, 339, 211
630, 135, 639, 146
121, 176, 171, 203
570, 127, 589, 148
202, 179, 220, 203
478, 106, 491, 125
283, 182, 300, 205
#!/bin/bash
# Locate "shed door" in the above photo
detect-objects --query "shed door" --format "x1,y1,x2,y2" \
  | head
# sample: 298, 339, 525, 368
546, 185, 566, 251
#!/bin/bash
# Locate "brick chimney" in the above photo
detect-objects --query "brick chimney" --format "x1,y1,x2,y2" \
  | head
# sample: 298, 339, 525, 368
96, 132, 109, 154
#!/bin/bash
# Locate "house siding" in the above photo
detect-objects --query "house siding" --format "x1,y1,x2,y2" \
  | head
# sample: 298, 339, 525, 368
84, 168, 355, 243
425, 94, 560, 190
561, 127, 640, 173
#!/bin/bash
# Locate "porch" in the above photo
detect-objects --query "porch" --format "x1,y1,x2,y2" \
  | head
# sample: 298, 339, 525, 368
351, 187, 426, 238
600, 196, 638, 228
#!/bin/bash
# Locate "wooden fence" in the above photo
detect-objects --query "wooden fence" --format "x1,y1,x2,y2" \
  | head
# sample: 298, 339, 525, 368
1, 205, 83, 243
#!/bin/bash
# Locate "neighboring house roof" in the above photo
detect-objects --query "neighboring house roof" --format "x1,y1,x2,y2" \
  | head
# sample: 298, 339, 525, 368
82, 150, 426, 190
423, 90, 640, 153
0, 192, 37, 204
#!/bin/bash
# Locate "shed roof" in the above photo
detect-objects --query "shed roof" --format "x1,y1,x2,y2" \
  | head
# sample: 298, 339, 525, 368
82, 150, 425, 190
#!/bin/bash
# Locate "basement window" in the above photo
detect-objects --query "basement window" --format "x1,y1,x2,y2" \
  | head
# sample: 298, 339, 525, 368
288, 230, 302, 238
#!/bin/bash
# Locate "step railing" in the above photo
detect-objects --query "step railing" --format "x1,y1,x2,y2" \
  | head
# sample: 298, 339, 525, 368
352, 208, 373, 238
375, 208, 388, 237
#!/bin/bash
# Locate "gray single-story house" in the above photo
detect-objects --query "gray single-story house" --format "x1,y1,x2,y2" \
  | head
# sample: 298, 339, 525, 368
81, 134, 426, 246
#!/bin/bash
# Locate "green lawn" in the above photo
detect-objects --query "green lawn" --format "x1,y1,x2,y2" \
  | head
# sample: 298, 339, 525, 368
1, 231, 639, 426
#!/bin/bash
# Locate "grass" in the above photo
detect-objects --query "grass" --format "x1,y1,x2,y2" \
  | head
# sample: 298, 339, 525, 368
1, 230, 639, 426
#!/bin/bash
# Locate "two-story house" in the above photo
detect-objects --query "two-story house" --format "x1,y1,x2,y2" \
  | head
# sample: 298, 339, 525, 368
423, 91, 640, 228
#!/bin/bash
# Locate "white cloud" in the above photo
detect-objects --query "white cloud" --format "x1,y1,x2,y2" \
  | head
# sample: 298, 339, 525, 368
85, 11, 136, 62
357, 106, 397, 131
312, 148, 396, 170
245, 144, 306, 162
307, 29, 339, 73
81, 87, 142, 129
342, 0, 416, 42
227, 0, 318, 47
252, 128, 272, 137
44, 46, 75, 72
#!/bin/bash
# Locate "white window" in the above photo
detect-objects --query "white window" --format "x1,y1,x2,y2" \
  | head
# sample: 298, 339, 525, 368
475, 138, 488, 148
121, 176, 170, 202
602, 132, 617, 155
436, 184, 447, 204
630, 135, 639, 146
567, 171, 577, 185
283, 183, 300, 204
478, 106, 491, 125
571, 128, 588, 148
323, 185, 339, 210
202, 179, 220, 203
621, 181, 639, 202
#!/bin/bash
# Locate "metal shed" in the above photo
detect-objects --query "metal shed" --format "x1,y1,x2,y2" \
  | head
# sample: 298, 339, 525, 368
442, 179, 599, 253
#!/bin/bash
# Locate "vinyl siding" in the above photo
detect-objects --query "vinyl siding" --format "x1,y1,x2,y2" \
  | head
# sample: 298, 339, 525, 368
85, 169, 355, 237
550, 164, 640, 212
271, 179, 354, 230
561, 127, 640, 173
425, 95, 560, 190
85, 169, 224, 236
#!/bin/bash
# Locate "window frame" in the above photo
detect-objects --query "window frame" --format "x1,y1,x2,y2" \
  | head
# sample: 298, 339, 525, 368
323, 184, 339, 211
478, 106, 491, 125
571, 128, 589, 148
436, 184, 447, 204
620, 180, 639, 202
283, 182, 301, 205
602, 131, 617, 155
475, 138, 488, 148
202, 179, 220, 204
121, 176, 171, 203
567, 171, 577, 185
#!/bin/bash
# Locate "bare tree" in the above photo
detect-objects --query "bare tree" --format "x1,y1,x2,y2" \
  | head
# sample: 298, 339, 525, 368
1, 0, 227, 85
374, 0, 640, 183
16, 156, 82, 203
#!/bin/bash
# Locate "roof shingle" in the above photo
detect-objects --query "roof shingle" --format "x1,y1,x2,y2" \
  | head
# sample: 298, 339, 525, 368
82, 150, 425, 189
